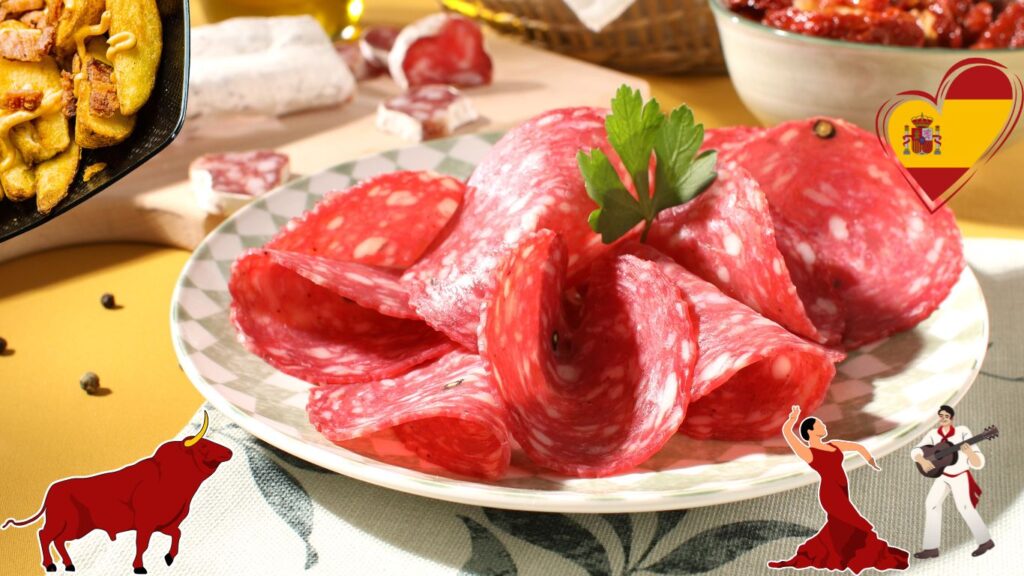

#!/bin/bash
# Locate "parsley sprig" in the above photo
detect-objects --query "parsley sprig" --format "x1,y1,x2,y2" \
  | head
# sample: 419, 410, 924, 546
578, 85, 718, 243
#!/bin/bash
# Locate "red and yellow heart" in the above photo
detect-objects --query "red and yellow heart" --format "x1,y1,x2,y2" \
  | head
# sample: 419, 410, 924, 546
876, 58, 1023, 212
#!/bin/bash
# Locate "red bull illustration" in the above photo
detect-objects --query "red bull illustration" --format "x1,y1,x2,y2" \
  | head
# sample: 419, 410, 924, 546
1, 411, 232, 574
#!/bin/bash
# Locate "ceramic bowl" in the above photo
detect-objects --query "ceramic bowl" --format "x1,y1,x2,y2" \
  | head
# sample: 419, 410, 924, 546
708, 0, 1024, 129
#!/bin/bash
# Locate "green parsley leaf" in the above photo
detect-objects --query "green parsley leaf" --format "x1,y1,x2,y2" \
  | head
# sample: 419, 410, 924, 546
579, 148, 645, 243
578, 85, 718, 244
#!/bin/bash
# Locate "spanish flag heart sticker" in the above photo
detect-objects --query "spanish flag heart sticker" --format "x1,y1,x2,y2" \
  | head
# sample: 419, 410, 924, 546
876, 58, 1023, 213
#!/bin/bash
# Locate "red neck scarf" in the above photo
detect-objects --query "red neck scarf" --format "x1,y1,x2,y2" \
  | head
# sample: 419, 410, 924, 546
939, 425, 955, 440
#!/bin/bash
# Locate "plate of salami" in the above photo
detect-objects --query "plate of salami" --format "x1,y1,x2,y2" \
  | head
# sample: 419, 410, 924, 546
171, 104, 988, 512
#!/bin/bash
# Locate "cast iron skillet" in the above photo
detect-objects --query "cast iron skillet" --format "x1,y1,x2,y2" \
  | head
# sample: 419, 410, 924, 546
0, 0, 189, 244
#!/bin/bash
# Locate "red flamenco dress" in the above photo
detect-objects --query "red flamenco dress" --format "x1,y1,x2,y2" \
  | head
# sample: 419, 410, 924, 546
769, 446, 909, 573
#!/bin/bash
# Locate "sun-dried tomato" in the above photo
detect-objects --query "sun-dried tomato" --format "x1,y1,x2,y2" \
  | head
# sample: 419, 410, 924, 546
764, 7, 926, 45
730, 0, 793, 20
973, 1, 1024, 48
962, 1, 994, 45
921, 0, 965, 47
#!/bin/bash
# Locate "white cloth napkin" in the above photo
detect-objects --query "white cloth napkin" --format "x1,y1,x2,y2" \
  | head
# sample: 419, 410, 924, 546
562, 0, 637, 32
68, 238, 1022, 575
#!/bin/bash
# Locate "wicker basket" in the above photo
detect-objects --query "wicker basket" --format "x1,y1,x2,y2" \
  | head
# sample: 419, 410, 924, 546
440, 0, 725, 74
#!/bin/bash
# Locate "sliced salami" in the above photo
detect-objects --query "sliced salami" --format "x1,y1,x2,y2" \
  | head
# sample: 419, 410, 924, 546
308, 350, 510, 479
230, 249, 455, 385
388, 13, 493, 90
259, 249, 417, 319
190, 150, 290, 196
376, 84, 478, 142
403, 107, 625, 350
628, 245, 841, 441
648, 162, 841, 345
701, 126, 763, 155
359, 25, 400, 69
722, 118, 965, 348
333, 39, 383, 81
268, 170, 465, 268
480, 231, 697, 477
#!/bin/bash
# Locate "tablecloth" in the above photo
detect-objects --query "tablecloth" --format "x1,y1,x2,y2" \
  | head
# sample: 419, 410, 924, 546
50, 238, 1020, 575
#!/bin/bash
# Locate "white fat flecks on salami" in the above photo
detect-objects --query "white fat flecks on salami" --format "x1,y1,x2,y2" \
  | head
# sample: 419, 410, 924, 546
701, 126, 763, 155
188, 16, 356, 118
268, 170, 466, 268
190, 150, 291, 216
190, 149, 289, 193
230, 249, 455, 385
360, 26, 400, 70
334, 40, 383, 81
403, 107, 627, 350
628, 244, 841, 441
388, 13, 492, 90
648, 162, 841, 345
480, 231, 697, 477
260, 249, 418, 319
307, 350, 511, 479
772, 225, 846, 346
376, 85, 478, 142
722, 118, 965, 348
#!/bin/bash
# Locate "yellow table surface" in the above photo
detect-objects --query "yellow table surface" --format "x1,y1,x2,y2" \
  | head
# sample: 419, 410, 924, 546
2, 1, 1023, 572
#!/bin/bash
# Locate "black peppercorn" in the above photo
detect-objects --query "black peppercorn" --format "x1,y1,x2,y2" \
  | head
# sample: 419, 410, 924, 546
101, 293, 116, 309
80, 372, 100, 395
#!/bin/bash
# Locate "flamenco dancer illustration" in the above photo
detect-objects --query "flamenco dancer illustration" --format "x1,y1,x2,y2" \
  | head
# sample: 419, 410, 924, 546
769, 405, 909, 573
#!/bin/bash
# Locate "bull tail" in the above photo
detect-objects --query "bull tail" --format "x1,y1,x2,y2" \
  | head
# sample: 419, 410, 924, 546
1, 506, 44, 529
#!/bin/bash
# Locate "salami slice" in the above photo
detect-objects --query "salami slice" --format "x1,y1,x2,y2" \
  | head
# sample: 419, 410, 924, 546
308, 350, 510, 479
230, 171, 465, 385
702, 126, 763, 154
259, 249, 417, 319
376, 84, 478, 142
268, 170, 465, 268
628, 244, 841, 441
190, 150, 290, 195
722, 118, 965, 348
230, 249, 455, 385
388, 13, 493, 90
480, 231, 697, 477
334, 40, 383, 81
359, 25, 400, 69
649, 162, 841, 345
403, 107, 626, 350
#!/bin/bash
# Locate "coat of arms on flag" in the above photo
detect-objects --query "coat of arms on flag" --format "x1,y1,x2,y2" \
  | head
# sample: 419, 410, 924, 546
903, 114, 942, 156
876, 58, 1023, 212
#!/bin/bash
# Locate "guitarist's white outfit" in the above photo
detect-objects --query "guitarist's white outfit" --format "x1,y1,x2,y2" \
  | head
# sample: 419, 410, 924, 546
911, 425, 990, 550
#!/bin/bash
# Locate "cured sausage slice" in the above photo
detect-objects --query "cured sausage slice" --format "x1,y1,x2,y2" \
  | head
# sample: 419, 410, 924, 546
376, 84, 478, 142
229, 171, 465, 385
702, 126, 763, 155
388, 13, 493, 89
258, 249, 418, 319
480, 230, 697, 477
308, 350, 510, 479
230, 249, 455, 385
628, 245, 842, 441
403, 107, 625, 350
268, 170, 465, 268
190, 150, 290, 196
722, 118, 965, 348
359, 25, 400, 69
649, 161, 840, 345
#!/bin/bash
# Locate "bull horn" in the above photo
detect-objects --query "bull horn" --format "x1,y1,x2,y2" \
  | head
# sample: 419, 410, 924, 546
184, 411, 209, 447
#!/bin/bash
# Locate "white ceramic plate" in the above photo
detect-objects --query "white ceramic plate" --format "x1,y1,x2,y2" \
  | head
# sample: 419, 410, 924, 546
171, 134, 988, 513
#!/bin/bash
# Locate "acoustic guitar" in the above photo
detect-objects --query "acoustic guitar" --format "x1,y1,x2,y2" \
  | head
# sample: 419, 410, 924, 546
915, 425, 999, 478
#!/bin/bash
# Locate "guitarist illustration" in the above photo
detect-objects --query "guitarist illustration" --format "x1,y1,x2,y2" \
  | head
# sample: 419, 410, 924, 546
911, 405, 998, 560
